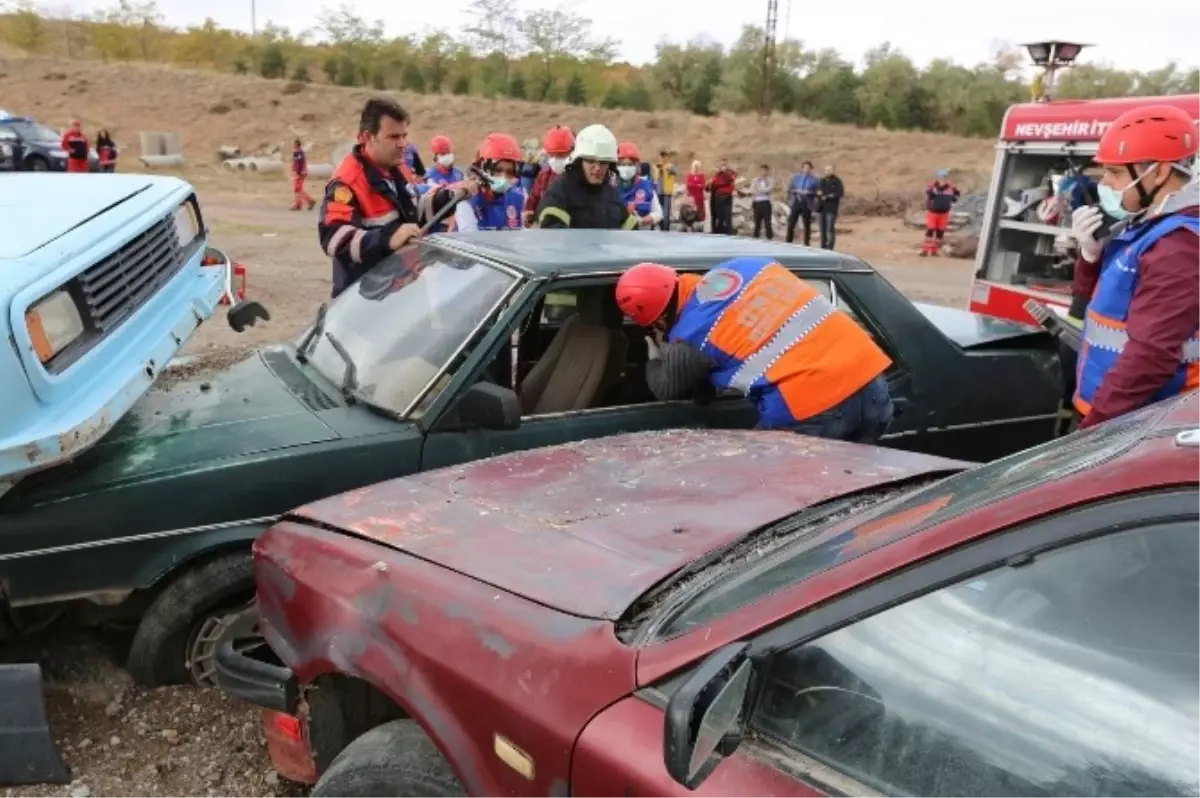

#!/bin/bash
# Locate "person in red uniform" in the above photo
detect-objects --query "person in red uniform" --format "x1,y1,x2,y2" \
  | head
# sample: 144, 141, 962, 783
685, 160, 707, 226
291, 138, 316, 211
524, 125, 573, 226
318, 98, 472, 297
61, 119, 89, 173
1070, 103, 1199, 429
707, 159, 737, 234
920, 169, 960, 256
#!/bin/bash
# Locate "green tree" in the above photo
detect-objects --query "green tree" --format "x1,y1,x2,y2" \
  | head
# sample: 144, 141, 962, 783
461, 0, 523, 87
856, 43, 933, 129
565, 73, 586, 105
417, 32, 456, 93
452, 74, 471, 95
291, 62, 310, 81
507, 72, 526, 99
517, 6, 614, 99
6, 0, 49, 52
259, 41, 287, 78
401, 61, 426, 92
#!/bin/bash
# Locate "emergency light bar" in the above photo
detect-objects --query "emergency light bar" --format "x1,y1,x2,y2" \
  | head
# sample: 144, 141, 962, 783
1022, 41, 1089, 67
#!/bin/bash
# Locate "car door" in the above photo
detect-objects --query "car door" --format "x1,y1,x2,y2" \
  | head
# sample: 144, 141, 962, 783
572, 489, 1199, 796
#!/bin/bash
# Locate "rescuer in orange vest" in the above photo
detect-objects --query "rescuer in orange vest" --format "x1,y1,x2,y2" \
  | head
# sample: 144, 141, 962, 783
616, 257, 895, 442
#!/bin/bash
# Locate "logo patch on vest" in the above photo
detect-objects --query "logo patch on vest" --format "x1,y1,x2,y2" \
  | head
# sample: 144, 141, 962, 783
697, 268, 743, 303
506, 204, 520, 228
332, 185, 353, 205
635, 190, 645, 201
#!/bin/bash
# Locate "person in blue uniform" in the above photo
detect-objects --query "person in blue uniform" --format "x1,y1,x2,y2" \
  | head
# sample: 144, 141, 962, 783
453, 133, 528, 231
615, 141, 661, 229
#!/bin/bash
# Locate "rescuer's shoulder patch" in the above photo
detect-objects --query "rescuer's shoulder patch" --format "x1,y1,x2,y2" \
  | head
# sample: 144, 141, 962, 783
697, 268, 743, 303
332, 185, 353, 205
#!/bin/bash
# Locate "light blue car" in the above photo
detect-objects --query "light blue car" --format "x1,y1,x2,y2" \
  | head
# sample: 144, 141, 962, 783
0, 173, 263, 488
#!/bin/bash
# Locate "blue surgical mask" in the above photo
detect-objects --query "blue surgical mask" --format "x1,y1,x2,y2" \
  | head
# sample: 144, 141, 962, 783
1098, 184, 1132, 220
488, 175, 510, 193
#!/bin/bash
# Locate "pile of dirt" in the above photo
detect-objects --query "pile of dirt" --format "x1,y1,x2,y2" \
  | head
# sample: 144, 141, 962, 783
0, 54, 996, 203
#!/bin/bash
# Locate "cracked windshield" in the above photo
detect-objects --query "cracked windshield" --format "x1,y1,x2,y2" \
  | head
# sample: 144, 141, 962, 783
307, 247, 517, 416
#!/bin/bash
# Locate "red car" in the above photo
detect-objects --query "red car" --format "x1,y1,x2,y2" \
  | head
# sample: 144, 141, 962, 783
216, 392, 1199, 797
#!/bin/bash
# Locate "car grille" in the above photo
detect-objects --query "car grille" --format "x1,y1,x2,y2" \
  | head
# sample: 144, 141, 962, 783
76, 215, 183, 333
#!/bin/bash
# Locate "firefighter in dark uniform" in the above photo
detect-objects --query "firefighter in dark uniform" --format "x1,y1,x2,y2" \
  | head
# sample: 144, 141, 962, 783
318, 98, 472, 298
535, 124, 639, 230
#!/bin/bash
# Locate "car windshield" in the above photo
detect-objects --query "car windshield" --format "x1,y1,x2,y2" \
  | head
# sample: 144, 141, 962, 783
639, 394, 1181, 641
304, 245, 518, 418
5, 121, 60, 141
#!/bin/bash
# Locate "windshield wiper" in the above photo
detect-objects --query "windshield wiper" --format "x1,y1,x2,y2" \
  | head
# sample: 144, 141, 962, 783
322, 331, 357, 402
295, 302, 328, 363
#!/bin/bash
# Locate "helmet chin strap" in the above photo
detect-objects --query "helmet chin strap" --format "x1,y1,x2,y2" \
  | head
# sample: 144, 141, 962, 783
1127, 163, 1166, 210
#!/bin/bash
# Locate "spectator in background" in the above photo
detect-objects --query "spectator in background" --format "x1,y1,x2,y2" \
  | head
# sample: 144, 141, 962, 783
677, 196, 702, 232
402, 140, 425, 181
708, 158, 737, 235
654, 150, 679, 231
786, 160, 819, 245
96, 129, 117, 173
817, 165, 845, 249
61, 119, 89, 173
685, 160, 707, 227
291, 137, 316, 211
751, 163, 775, 239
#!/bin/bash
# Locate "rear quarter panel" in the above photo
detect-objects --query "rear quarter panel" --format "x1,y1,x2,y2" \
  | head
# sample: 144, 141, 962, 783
254, 521, 638, 797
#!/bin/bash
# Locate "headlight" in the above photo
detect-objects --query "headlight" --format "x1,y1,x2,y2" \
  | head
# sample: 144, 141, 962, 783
172, 201, 201, 247
26, 290, 84, 364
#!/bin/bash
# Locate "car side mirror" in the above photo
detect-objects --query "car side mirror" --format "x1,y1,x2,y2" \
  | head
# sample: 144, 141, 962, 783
664, 642, 757, 789
453, 381, 521, 431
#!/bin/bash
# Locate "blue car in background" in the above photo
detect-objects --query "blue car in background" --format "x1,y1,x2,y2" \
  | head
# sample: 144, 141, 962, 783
0, 174, 243, 487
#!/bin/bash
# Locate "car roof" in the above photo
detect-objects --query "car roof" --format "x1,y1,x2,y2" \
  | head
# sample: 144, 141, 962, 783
426, 230, 871, 277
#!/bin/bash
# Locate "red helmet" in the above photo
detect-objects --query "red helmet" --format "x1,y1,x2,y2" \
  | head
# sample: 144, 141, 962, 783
616, 263, 678, 327
1096, 104, 1198, 165
430, 135, 453, 156
477, 133, 522, 164
617, 141, 641, 162
544, 126, 575, 156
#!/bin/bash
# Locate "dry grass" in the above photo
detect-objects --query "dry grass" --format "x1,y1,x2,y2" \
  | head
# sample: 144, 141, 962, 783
0, 54, 998, 213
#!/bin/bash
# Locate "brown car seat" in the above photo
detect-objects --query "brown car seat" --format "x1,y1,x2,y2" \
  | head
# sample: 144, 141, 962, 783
519, 287, 628, 415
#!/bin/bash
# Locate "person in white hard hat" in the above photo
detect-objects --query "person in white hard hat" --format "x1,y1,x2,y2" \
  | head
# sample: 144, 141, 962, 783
534, 123, 640, 230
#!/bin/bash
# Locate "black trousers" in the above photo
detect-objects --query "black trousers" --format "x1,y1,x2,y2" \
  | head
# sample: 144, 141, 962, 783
752, 200, 774, 239
786, 202, 812, 245
820, 210, 838, 249
710, 195, 733, 235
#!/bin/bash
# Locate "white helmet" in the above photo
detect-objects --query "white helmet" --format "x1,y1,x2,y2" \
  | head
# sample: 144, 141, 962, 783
571, 124, 619, 163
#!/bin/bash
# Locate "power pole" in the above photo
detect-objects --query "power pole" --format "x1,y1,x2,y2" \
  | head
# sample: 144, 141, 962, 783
251, 0, 257, 36
758, 0, 779, 121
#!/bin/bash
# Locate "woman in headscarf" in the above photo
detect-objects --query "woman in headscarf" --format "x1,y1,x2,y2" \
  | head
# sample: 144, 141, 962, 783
685, 159, 707, 224
96, 129, 117, 173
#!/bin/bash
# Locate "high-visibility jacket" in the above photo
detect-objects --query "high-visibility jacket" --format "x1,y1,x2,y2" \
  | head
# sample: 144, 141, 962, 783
319, 145, 422, 297
466, 187, 527, 230
669, 256, 893, 427
620, 177, 656, 218
1074, 213, 1200, 415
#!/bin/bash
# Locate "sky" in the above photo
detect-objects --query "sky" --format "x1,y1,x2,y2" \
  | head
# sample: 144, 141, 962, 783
56, 0, 1200, 73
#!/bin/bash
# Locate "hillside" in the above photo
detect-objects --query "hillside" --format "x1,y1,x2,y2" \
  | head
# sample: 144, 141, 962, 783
0, 55, 998, 211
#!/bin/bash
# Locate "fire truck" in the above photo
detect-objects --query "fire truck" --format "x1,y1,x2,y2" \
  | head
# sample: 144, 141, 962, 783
967, 43, 1200, 327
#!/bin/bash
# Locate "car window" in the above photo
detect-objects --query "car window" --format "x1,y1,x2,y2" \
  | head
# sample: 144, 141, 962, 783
646, 397, 1175, 636
752, 521, 1199, 797
305, 245, 518, 418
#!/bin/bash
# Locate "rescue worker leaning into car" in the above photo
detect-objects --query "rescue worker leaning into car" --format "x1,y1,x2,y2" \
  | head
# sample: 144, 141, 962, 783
453, 133, 528, 232
535, 123, 639, 230
616, 258, 895, 442
318, 98, 474, 298
1069, 103, 1200, 429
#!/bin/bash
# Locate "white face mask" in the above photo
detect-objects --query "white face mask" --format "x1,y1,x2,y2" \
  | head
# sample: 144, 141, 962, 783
617, 165, 636, 181
436, 153, 454, 167
548, 156, 567, 175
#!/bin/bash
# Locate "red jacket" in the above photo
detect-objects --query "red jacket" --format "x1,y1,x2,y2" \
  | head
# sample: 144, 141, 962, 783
525, 166, 556, 217
1073, 204, 1200, 428
708, 169, 737, 197
61, 130, 89, 161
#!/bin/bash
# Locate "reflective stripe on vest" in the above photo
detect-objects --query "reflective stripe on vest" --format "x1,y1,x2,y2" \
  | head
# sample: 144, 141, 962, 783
728, 293, 836, 393
1074, 211, 1200, 415
362, 210, 400, 227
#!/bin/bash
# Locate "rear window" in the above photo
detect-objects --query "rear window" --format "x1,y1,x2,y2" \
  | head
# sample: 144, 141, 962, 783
650, 396, 1178, 639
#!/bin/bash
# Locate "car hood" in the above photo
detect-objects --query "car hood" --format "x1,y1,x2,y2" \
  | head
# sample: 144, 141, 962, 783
287, 429, 969, 620
0, 174, 158, 261
1, 348, 338, 506
915, 301, 1049, 349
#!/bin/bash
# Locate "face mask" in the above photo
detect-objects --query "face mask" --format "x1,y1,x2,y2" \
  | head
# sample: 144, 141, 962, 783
437, 154, 454, 167
488, 175, 510, 193
617, 165, 636, 181
548, 157, 567, 174
1098, 166, 1157, 221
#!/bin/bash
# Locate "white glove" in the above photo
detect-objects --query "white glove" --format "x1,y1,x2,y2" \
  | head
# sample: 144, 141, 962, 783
644, 336, 662, 361
1071, 205, 1105, 264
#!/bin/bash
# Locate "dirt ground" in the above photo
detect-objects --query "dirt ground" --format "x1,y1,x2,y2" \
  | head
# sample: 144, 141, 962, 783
1, 168, 977, 798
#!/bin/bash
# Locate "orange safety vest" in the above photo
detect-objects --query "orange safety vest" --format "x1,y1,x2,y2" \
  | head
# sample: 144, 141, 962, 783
669, 257, 891, 425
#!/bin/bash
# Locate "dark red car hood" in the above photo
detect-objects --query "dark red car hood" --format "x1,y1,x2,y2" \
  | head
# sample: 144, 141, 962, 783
287, 430, 969, 619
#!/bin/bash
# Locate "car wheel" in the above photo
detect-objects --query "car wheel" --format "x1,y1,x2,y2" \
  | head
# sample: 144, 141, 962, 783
311, 719, 465, 797
126, 550, 256, 687
27, 156, 49, 171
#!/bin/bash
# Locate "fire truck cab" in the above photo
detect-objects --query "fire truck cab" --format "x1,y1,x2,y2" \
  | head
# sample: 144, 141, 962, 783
968, 93, 1200, 327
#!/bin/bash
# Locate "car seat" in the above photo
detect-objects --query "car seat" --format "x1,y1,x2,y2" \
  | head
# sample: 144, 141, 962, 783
519, 287, 628, 415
